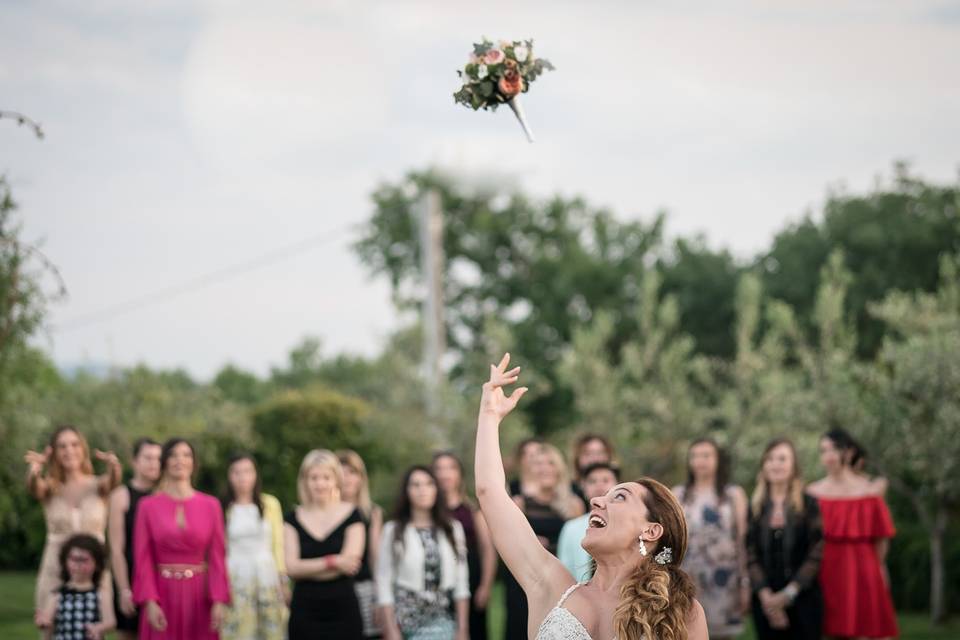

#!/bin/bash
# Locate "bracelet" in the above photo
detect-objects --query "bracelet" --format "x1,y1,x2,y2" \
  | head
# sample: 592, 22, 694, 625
739, 577, 751, 588
782, 583, 799, 603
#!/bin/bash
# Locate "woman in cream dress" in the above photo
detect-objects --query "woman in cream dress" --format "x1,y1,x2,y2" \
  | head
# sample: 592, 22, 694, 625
25, 425, 122, 635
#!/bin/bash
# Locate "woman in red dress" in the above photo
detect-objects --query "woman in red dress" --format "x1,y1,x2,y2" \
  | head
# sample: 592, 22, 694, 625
807, 428, 897, 639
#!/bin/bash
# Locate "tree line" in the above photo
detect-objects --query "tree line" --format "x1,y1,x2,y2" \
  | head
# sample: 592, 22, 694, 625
1, 164, 958, 622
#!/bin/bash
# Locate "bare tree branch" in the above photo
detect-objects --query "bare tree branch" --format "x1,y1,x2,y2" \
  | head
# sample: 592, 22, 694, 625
0, 110, 44, 139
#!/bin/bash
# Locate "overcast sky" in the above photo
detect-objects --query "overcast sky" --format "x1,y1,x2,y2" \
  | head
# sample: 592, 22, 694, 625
2, 0, 959, 379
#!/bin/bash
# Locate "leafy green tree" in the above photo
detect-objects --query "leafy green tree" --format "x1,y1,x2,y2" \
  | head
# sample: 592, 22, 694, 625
658, 237, 741, 358
251, 387, 373, 508
862, 253, 960, 623
0, 176, 67, 567
759, 165, 960, 357
354, 169, 664, 434
714, 252, 862, 485
0, 176, 65, 403
558, 271, 714, 479
0, 348, 63, 568
214, 364, 270, 405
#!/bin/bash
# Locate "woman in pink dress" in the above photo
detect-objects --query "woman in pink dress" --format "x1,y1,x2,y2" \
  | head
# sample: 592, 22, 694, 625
134, 438, 230, 639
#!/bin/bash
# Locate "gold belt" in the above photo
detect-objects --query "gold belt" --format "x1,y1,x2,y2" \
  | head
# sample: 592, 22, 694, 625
158, 563, 207, 579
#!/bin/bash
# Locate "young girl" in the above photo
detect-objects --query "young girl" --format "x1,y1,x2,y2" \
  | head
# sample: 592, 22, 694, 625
38, 533, 115, 640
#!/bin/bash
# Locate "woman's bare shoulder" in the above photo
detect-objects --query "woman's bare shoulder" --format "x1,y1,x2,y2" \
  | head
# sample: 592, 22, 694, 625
805, 478, 827, 496
686, 598, 708, 638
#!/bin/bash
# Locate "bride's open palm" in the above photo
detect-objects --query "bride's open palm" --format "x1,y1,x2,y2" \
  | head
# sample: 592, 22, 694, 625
479, 353, 527, 421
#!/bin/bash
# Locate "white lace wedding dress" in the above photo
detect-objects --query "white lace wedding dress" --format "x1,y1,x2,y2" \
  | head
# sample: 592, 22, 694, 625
536, 583, 617, 640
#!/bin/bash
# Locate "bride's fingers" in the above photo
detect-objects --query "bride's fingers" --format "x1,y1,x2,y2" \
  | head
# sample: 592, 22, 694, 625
506, 387, 529, 408
490, 371, 520, 386
496, 353, 510, 373
489, 361, 520, 380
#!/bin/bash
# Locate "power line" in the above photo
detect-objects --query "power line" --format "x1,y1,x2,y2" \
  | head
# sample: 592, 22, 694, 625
53, 224, 354, 332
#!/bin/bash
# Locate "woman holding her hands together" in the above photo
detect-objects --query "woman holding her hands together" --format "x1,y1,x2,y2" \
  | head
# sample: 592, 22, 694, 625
283, 449, 366, 639
133, 438, 230, 639
476, 354, 708, 640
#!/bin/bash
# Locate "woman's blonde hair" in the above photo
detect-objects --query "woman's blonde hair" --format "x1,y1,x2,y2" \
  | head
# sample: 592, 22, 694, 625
613, 477, 696, 640
750, 438, 806, 517
337, 449, 373, 518
297, 449, 343, 506
540, 443, 577, 518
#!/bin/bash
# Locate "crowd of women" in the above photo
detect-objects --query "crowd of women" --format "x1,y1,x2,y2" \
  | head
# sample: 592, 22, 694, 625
24, 413, 899, 639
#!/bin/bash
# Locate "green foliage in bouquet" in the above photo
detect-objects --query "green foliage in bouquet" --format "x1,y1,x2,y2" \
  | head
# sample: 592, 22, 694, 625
454, 38, 555, 111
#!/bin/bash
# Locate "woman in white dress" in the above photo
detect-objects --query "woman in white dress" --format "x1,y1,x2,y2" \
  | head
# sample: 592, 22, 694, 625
475, 354, 708, 640
221, 453, 287, 640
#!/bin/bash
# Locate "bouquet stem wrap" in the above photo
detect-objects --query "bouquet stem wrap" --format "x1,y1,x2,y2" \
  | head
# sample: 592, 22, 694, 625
508, 96, 535, 143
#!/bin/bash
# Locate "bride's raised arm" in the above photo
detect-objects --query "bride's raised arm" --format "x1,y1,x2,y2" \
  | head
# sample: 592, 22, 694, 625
474, 354, 572, 605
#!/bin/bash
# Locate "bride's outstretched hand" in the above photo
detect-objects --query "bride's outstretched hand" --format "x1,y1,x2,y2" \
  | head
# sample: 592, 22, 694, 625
479, 353, 528, 421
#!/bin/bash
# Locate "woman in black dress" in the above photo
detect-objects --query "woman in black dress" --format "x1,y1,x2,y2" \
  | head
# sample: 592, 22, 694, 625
283, 449, 365, 639
108, 437, 162, 640
338, 449, 385, 639
504, 443, 583, 640
747, 439, 824, 640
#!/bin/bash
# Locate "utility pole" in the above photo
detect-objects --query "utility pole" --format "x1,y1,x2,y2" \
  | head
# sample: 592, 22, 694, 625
419, 188, 446, 444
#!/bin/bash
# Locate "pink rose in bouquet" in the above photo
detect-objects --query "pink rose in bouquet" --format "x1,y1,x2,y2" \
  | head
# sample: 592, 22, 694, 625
483, 48, 505, 65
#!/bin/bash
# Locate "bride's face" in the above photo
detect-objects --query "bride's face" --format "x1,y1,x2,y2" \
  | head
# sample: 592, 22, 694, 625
582, 482, 663, 557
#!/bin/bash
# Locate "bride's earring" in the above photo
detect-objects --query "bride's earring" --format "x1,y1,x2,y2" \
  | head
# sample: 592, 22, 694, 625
638, 538, 648, 557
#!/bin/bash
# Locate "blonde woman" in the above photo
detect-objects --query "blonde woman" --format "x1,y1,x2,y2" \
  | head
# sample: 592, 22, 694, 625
477, 354, 706, 640
747, 438, 823, 639
25, 425, 122, 634
283, 449, 365, 639
338, 450, 385, 639
505, 442, 584, 638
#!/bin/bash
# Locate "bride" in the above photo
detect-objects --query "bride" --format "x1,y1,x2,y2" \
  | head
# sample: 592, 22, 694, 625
476, 354, 708, 640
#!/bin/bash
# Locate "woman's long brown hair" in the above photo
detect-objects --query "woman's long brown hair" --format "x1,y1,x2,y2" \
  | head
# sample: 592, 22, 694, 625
613, 477, 697, 640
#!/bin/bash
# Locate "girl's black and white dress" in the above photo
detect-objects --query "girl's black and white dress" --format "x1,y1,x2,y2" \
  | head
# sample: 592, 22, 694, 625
54, 585, 101, 640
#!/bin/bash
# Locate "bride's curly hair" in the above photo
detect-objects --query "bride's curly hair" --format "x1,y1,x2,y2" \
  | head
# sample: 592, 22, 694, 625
613, 477, 696, 640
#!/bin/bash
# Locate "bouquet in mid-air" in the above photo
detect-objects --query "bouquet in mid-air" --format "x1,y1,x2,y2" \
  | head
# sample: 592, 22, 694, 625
453, 38, 554, 142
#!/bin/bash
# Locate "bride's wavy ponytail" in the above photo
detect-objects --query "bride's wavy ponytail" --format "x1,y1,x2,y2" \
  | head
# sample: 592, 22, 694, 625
613, 478, 697, 640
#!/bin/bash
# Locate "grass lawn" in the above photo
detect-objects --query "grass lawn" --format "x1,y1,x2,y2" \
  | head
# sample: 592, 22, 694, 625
0, 571, 954, 639
0, 572, 39, 639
